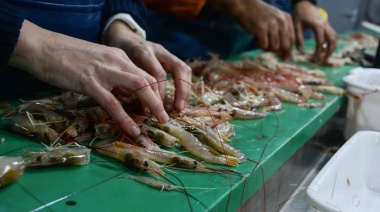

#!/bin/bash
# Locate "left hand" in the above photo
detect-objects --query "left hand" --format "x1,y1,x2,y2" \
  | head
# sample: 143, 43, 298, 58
103, 20, 192, 112
293, 1, 337, 62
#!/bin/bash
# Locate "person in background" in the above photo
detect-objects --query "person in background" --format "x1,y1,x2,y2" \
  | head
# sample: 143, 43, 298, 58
0, 0, 192, 137
144, 0, 336, 62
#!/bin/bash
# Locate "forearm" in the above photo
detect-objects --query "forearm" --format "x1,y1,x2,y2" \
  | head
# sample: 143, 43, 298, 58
8, 20, 47, 73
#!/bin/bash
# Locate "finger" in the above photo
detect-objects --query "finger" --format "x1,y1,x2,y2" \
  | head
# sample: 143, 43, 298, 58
324, 25, 337, 61
312, 26, 326, 62
257, 25, 269, 50
108, 71, 169, 123
279, 15, 294, 60
294, 21, 304, 51
154, 44, 193, 111
91, 84, 140, 137
268, 21, 280, 51
126, 48, 164, 100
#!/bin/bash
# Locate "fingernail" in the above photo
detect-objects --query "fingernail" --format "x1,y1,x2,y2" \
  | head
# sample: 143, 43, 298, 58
178, 99, 185, 110
159, 111, 169, 123
129, 125, 140, 137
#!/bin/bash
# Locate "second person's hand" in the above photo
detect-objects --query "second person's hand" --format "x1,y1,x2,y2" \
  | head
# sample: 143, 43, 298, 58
104, 20, 193, 112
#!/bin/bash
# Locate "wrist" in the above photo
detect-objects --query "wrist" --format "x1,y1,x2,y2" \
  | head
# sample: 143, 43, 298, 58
9, 20, 46, 72
103, 20, 142, 47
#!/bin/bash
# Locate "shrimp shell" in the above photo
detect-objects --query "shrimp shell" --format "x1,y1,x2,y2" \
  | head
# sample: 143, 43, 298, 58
184, 125, 246, 163
96, 140, 164, 176
114, 141, 208, 170
127, 175, 179, 190
140, 124, 181, 148
0, 156, 25, 188
145, 119, 239, 166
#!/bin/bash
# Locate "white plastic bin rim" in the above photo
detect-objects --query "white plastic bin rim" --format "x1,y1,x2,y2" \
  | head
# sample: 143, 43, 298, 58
343, 67, 380, 91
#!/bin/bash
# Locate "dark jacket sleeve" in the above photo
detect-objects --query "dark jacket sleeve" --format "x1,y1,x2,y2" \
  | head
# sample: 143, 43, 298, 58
0, 0, 25, 68
103, 0, 147, 31
291, 0, 317, 7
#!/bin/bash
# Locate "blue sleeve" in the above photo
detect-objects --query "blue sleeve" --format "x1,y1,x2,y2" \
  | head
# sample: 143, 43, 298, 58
291, 0, 317, 7
0, 0, 25, 68
103, 0, 147, 31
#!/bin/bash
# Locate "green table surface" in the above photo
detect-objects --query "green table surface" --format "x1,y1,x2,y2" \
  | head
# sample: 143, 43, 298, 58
0, 36, 364, 212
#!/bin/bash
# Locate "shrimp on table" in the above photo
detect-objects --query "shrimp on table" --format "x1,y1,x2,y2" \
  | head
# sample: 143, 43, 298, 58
140, 124, 181, 148
95, 140, 164, 177
12, 112, 64, 144
144, 119, 239, 166
0, 156, 25, 188
182, 124, 246, 163
114, 141, 208, 171
23, 146, 91, 168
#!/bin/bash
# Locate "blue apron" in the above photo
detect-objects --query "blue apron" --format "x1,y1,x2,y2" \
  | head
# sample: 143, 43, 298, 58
2, 0, 104, 98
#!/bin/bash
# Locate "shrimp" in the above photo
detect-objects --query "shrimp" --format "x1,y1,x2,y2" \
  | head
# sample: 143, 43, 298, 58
133, 134, 161, 151
65, 117, 89, 138
182, 125, 247, 163
94, 122, 119, 139
0, 156, 25, 188
213, 104, 266, 120
23, 146, 91, 168
140, 124, 181, 148
114, 141, 209, 170
271, 87, 306, 104
95, 140, 164, 176
145, 119, 239, 166
127, 175, 180, 190
12, 113, 64, 144
310, 85, 346, 96
297, 102, 324, 108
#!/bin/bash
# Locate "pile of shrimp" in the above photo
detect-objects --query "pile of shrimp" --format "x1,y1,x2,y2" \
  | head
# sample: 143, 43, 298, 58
183, 52, 345, 118
0, 52, 345, 188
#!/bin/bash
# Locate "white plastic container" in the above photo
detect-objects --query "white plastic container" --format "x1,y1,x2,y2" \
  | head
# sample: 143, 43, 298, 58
305, 131, 380, 212
343, 67, 380, 139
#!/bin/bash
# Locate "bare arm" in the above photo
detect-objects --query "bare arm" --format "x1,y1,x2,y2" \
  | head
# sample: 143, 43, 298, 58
9, 20, 170, 136
206, 0, 295, 60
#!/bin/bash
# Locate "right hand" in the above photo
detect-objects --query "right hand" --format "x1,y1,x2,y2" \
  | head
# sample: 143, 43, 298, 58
207, 0, 295, 60
9, 20, 169, 137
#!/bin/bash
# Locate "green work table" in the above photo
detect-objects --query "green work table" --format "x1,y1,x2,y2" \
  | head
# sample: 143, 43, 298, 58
0, 39, 358, 211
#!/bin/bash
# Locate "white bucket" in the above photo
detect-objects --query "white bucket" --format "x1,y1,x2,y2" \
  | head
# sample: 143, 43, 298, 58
343, 67, 380, 139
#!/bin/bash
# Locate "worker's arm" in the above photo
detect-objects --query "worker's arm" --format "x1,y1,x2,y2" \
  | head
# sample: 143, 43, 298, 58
205, 0, 295, 60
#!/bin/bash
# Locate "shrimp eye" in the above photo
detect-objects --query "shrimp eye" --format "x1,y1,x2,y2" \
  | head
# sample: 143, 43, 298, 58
217, 108, 222, 112
44, 133, 49, 141
143, 161, 149, 167
75, 124, 80, 131
193, 161, 198, 169
36, 156, 42, 162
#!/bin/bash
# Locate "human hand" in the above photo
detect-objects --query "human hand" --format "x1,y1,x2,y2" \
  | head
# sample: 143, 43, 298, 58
293, 1, 337, 62
103, 20, 192, 112
207, 0, 295, 60
9, 20, 171, 137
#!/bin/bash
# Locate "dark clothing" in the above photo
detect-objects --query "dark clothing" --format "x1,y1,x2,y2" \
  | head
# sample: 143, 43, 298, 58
146, 0, 316, 60
0, 0, 147, 98
0, 0, 147, 68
